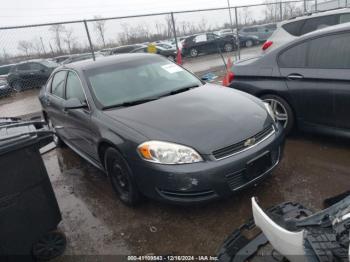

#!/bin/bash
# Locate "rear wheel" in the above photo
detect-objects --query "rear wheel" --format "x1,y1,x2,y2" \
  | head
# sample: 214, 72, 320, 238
104, 147, 141, 206
189, 48, 198, 57
261, 94, 294, 134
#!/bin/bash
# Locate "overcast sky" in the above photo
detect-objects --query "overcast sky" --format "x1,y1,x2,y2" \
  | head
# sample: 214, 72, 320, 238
1, 0, 266, 26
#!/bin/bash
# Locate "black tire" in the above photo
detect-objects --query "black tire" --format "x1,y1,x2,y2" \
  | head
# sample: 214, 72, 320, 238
245, 40, 253, 47
104, 147, 141, 206
223, 43, 233, 52
47, 118, 65, 147
12, 80, 24, 92
32, 230, 67, 261
261, 94, 295, 135
189, 48, 198, 57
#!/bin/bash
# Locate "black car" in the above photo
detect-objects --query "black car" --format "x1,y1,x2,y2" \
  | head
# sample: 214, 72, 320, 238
39, 54, 284, 205
7, 60, 58, 91
182, 33, 236, 57
229, 24, 350, 136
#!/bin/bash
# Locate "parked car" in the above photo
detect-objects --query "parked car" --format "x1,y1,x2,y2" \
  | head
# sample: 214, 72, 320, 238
239, 25, 275, 42
182, 33, 236, 57
263, 8, 350, 52
221, 33, 260, 47
0, 78, 12, 97
131, 43, 177, 61
39, 54, 284, 205
229, 23, 350, 136
7, 60, 58, 91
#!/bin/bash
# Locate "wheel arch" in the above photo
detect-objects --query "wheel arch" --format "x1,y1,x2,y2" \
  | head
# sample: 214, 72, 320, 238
256, 91, 298, 129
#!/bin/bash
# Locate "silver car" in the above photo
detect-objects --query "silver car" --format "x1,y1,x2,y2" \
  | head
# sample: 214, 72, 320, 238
263, 8, 350, 52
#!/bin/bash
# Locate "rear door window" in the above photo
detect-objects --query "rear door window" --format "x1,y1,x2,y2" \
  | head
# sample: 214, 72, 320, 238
51, 71, 67, 98
307, 33, 350, 69
278, 42, 308, 68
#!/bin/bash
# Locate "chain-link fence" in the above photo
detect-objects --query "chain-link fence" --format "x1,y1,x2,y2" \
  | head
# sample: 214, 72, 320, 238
0, 0, 346, 94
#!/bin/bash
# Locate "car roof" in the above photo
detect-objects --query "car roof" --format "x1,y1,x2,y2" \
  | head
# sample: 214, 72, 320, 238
60, 53, 164, 71
281, 7, 350, 25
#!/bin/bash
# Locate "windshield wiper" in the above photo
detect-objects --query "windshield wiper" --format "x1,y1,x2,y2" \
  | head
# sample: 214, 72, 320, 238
159, 84, 200, 98
102, 97, 159, 110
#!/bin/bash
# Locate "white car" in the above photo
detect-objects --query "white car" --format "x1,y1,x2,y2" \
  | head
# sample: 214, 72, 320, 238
263, 8, 350, 52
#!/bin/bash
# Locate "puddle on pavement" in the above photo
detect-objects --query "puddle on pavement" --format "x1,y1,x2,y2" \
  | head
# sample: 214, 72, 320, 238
41, 134, 350, 256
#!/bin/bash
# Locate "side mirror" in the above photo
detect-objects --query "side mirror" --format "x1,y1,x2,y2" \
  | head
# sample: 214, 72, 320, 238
64, 98, 87, 110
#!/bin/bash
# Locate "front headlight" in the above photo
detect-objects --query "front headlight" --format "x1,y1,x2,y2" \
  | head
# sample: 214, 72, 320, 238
264, 102, 276, 122
137, 141, 203, 164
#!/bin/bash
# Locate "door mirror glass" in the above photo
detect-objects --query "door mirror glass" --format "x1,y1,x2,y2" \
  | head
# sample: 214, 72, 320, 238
64, 98, 87, 110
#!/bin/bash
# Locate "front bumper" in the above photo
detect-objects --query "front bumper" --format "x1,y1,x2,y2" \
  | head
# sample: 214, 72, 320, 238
131, 124, 285, 204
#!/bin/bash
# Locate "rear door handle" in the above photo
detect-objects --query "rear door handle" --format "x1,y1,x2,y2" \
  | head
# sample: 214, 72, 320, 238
287, 74, 304, 80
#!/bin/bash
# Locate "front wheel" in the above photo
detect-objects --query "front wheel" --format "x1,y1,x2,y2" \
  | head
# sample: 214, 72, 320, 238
261, 94, 294, 134
104, 147, 141, 206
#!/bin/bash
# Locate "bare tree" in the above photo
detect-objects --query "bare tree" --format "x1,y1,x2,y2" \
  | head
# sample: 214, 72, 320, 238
49, 24, 65, 53
241, 7, 252, 25
18, 40, 33, 57
197, 18, 208, 32
63, 27, 76, 53
164, 14, 174, 38
93, 16, 107, 47
31, 38, 43, 54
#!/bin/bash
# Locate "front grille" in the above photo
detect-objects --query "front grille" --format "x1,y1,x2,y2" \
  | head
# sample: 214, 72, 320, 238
158, 189, 217, 200
226, 147, 280, 191
212, 125, 274, 160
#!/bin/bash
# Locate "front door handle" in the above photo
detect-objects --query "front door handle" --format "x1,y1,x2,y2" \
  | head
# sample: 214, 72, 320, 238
287, 74, 304, 80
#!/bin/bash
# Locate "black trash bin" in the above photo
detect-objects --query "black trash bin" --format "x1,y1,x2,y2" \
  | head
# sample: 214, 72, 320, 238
0, 119, 66, 261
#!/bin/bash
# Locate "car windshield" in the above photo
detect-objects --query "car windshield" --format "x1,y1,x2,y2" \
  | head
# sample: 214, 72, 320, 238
86, 57, 202, 108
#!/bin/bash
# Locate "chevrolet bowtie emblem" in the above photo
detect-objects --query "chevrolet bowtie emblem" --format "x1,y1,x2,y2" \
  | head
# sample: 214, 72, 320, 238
244, 137, 256, 147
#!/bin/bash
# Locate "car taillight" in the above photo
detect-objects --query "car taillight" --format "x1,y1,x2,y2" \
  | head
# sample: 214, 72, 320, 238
228, 72, 235, 83
262, 41, 273, 51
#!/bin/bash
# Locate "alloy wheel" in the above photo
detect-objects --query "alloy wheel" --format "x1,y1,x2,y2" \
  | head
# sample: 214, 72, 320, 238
190, 48, 198, 57
263, 98, 288, 128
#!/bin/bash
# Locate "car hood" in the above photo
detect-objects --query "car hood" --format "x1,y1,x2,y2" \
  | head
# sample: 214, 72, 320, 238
104, 84, 272, 154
